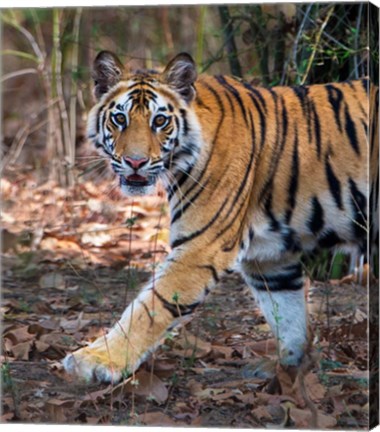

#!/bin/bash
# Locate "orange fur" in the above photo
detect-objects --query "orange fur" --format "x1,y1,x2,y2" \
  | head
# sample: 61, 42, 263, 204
63, 51, 377, 383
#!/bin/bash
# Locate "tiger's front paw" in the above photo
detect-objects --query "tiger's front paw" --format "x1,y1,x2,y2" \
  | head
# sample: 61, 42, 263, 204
63, 343, 131, 383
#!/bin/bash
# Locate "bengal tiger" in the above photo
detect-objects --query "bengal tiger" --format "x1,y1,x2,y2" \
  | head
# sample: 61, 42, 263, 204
63, 51, 378, 383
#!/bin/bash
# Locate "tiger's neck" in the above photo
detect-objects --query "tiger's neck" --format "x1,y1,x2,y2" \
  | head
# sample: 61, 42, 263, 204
164, 103, 207, 204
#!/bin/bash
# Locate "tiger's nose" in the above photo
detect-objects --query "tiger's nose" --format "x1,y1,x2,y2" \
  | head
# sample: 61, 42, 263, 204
124, 156, 149, 170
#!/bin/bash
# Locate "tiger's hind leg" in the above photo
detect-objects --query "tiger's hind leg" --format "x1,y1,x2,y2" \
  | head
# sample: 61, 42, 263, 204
240, 257, 309, 367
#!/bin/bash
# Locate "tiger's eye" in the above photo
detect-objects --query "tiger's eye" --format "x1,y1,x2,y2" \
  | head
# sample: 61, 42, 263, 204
114, 113, 126, 125
153, 115, 168, 128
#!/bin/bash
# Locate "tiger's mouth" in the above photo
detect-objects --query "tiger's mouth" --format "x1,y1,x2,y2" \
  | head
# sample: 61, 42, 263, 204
120, 174, 155, 188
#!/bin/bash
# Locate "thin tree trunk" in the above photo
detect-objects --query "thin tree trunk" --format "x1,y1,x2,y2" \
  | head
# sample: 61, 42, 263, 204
218, 6, 242, 77
161, 7, 174, 56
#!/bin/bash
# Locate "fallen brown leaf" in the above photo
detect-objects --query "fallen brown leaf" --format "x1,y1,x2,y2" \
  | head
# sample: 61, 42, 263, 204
137, 411, 177, 426
45, 399, 75, 423
11, 340, 33, 360
1, 412, 15, 422
174, 332, 212, 359
289, 406, 337, 428
193, 387, 225, 400
251, 404, 273, 422
247, 338, 277, 356
4, 325, 35, 345
60, 312, 92, 333
304, 372, 326, 400
112, 370, 168, 404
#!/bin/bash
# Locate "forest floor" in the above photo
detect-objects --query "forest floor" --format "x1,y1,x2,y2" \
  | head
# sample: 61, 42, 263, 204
1, 171, 370, 428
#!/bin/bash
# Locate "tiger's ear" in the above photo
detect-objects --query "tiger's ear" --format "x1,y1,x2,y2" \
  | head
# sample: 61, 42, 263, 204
92, 51, 124, 100
162, 53, 197, 103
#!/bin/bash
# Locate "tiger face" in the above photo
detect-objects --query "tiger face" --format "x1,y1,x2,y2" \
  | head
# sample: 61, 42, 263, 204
87, 51, 201, 196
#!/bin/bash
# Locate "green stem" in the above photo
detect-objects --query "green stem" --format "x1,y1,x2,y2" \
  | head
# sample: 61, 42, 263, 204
0, 49, 39, 63
300, 6, 335, 85
196, 6, 206, 71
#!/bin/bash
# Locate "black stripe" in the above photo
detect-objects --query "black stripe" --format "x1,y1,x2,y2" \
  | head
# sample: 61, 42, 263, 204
171, 177, 211, 224
171, 82, 225, 208
264, 192, 280, 231
258, 92, 287, 204
96, 104, 106, 134
214, 111, 256, 245
167, 164, 195, 201
344, 103, 360, 155
325, 155, 343, 210
349, 178, 367, 238
250, 263, 303, 292
139, 301, 154, 326
174, 114, 180, 132
265, 95, 289, 204
308, 196, 324, 234
126, 81, 156, 91
153, 290, 199, 318
127, 88, 142, 98
144, 89, 158, 100
220, 192, 252, 252
361, 78, 369, 94
221, 87, 236, 117
242, 81, 268, 113
198, 265, 220, 283
318, 230, 342, 248
171, 196, 229, 249
220, 113, 255, 223
292, 85, 309, 109
251, 263, 301, 281
246, 92, 266, 151
282, 227, 302, 253
252, 278, 304, 291
326, 84, 344, 132
362, 119, 369, 140
285, 128, 299, 224
179, 109, 189, 135
215, 75, 248, 124
292, 84, 312, 142
195, 94, 211, 111
171, 142, 199, 161
101, 109, 108, 138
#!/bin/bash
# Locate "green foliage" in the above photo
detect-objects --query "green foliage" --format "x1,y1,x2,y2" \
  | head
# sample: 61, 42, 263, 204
1, 362, 13, 391
126, 216, 138, 228
302, 250, 351, 282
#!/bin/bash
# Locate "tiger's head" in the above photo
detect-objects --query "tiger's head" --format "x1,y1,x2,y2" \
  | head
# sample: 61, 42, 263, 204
87, 51, 201, 196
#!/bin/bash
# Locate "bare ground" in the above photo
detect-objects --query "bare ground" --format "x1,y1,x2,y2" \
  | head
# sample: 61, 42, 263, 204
1, 174, 370, 428
2, 259, 369, 428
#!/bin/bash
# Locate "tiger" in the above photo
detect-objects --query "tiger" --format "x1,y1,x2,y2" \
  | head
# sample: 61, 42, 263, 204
63, 50, 378, 383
